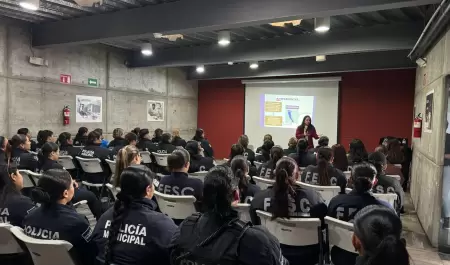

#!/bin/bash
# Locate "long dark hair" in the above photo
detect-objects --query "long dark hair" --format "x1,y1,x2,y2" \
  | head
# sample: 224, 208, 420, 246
238, 135, 249, 149
354, 205, 409, 265
104, 165, 155, 265
0, 166, 21, 206
351, 162, 376, 194
270, 146, 284, 167
139, 129, 150, 141
203, 165, 235, 218
161, 133, 172, 144
297, 115, 315, 133
230, 156, 249, 198
386, 139, 404, 164
31, 169, 72, 206
349, 139, 368, 164
38, 142, 59, 168
185, 141, 201, 160
10, 134, 28, 149
75, 127, 88, 139
332, 144, 348, 171
317, 147, 332, 186
229, 144, 244, 161
37, 130, 53, 145
167, 148, 190, 172
295, 138, 309, 165
261, 140, 274, 161
368, 152, 387, 177
193, 128, 204, 141
57, 132, 72, 146
87, 131, 101, 145
271, 157, 297, 219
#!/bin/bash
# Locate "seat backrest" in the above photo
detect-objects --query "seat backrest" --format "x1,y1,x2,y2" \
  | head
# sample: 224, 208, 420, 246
232, 203, 251, 223
0, 223, 24, 254
189, 171, 208, 182
386, 175, 401, 181
343, 171, 351, 180
299, 167, 306, 175
253, 176, 275, 190
105, 183, 119, 200
105, 159, 116, 175
152, 153, 170, 167
75, 157, 103, 173
154, 191, 197, 220
19, 170, 42, 187
297, 182, 341, 205
256, 210, 321, 246
57, 156, 76, 170
254, 161, 262, 168
140, 151, 152, 164
372, 193, 398, 208
10, 226, 75, 265
324, 216, 357, 253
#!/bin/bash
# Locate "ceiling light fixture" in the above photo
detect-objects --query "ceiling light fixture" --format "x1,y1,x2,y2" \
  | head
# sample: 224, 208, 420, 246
19, 0, 39, 10
269, 19, 302, 27
218, 31, 231, 46
316, 55, 327, 62
141, 43, 153, 56
314, 17, 330, 33
196, 65, 205, 73
228, 62, 234, 65
249, 61, 259, 69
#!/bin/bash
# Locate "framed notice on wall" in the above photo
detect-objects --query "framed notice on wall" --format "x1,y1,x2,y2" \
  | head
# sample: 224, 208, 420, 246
147, 100, 164, 121
424, 90, 434, 133
76, 95, 102, 123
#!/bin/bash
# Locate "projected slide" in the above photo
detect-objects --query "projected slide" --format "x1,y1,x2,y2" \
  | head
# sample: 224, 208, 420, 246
263, 94, 314, 128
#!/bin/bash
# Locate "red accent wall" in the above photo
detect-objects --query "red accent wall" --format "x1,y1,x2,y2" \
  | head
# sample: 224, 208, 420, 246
198, 69, 416, 158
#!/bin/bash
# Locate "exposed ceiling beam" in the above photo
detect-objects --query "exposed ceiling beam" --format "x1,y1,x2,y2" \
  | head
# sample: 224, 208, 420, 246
128, 22, 422, 68
186, 50, 415, 80
32, 0, 440, 47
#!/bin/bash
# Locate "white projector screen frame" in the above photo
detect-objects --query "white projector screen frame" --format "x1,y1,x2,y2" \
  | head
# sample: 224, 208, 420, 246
243, 77, 341, 149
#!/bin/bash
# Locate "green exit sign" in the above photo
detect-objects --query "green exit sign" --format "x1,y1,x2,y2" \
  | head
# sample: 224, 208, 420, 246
88, 78, 98, 87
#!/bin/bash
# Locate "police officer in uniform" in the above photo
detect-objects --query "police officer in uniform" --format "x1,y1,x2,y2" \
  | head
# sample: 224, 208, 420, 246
0, 166, 35, 227
301, 147, 347, 193
23, 169, 96, 265
17, 128, 37, 152
255, 140, 274, 163
192, 128, 214, 158
78, 131, 112, 184
73, 127, 88, 146
251, 157, 327, 265
57, 132, 82, 179
108, 128, 127, 150
136, 129, 158, 153
230, 156, 260, 203
10, 134, 39, 172
35, 130, 55, 153
0, 136, 8, 165
239, 135, 256, 165
257, 146, 284, 179
169, 165, 288, 265
155, 133, 176, 154
288, 138, 316, 168
92, 165, 177, 265
110, 133, 138, 159
185, 141, 215, 173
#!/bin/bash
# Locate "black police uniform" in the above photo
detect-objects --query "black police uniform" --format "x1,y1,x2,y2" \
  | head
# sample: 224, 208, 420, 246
301, 164, 347, 193
158, 172, 203, 200
257, 161, 275, 179
240, 183, 261, 204
199, 139, 214, 158
73, 135, 88, 146
283, 147, 296, 156
0, 194, 35, 227
30, 139, 38, 152
250, 185, 327, 265
169, 211, 289, 265
92, 198, 177, 265
172, 137, 187, 148
372, 174, 404, 213
288, 152, 316, 168
189, 155, 215, 173
151, 136, 162, 143
255, 151, 270, 163
327, 190, 384, 265
78, 143, 112, 184
11, 148, 39, 172
136, 138, 158, 153
0, 149, 7, 165
107, 138, 128, 150
23, 204, 96, 265
156, 142, 176, 154
243, 148, 256, 165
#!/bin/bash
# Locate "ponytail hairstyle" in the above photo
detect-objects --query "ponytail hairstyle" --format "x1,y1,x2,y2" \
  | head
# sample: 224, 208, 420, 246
138, 129, 150, 141
40, 142, 59, 161
271, 157, 298, 219
351, 162, 376, 194
270, 146, 284, 167
203, 165, 235, 218
10, 134, 28, 149
185, 141, 201, 159
353, 205, 409, 265
124, 133, 138, 145
104, 165, 154, 265
112, 128, 124, 140
317, 136, 329, 147
295, 138, 309, 165
114, 145, 140, 187
386, 138, 404, 164
154, 128, 163, 138
31, 169, 73, 206
132, 127, 140, 136
317, 147, 333, 186
288, 137, 297, 150
37, 130, 54, 145
230, 155, 249, 197
76, 127, 88, 138
238, 135, 249, 149
167, 148, 190, 172
229, 144, 244, 161
368, 152, 387, 178
57, 132, 72, 146
87, 131, 101, 145
0, 166, 21, 206
349, 139, 368, 164
161, 133, 172, 144
193, 128, 204, 141
331, 144, 348, 172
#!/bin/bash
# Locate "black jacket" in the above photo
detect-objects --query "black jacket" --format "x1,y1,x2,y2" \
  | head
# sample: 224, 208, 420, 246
30, 140, 38, 152
39, 158, 64, 172
59, 144, 82, 158
11, 148, 39, 172
152, 136, 162, 143
73, 136, 88, 146
107, 138, 128, 150
198, 139, 214, 158
300, 164, 347, 193
372, 174, 404, 212
288, 152, 316, 168
244, 148, 256, 165
257, 160, 276, 179
158, 172, 203, 201
23, 204, 96, 265
156, 142, 176, 154
283, 147, 297, 156
0, 194, 35, 227
78, 144, 112, 183
0, 149, 7, 165
240, 183, 261, 204
92, 198, 177, 265
189, 155, 215, 173
172, 137, 187, 148
136, 139, 158, 153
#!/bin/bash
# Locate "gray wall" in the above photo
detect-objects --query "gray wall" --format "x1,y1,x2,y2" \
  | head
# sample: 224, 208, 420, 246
0, 21, 198, 140
411, 29, 450, 247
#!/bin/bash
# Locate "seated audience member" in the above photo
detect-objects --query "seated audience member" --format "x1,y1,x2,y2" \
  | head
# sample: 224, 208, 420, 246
257, 146, 284, 179
386, 138, 404, 165
10, 134, 38, 172
369, 152, 404, 213
132, 127, 140, 136
108, 128, 127, 150
136, 129, 158, 153
114, 145, 142, 188
73, 127, 88, 146
36, 130, 56, 153
307, 136, 330, 166
23, 169, 96, 265
374, 145, 404, 182
327, 162, 388, 265
250, 157, 326, 265
93, 165, 177, 265
352, 205, 410, 265
255, 140, 274, 163
193, 128, 214, 158
78, 131, 112, 184
229, 143, 245, 161
169, 165, 288, 265
256, 134, 272, 153
156, 133, 176, 154
0, 166, 35, 227
185, 141, 214, 173
284, 137, 297, 156
94, 128, 109, 148
231, 155, 260, 203
289, 138, 315, 168
332, 144, 349, 172
110, 132, 138, 159
239, 135, 256, 165
295, 115, 319, 149
58, 132, 82, 157
171, 129, 187, 148
348, 139, 368, 166
38, 142, 62, 172
17, 128, 37, 152
152, 128, 164, 143
301, 147, 347, 192
158, 148, 203, 201
0, 136, 9, 165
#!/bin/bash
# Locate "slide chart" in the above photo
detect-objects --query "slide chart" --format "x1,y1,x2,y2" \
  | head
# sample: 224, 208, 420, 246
263, 94, 314, 128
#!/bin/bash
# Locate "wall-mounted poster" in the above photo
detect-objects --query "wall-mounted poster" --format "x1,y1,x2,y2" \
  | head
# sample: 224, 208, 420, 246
76, 95, 102, 123
424, 90, 434, 133
147, 100, 164, 121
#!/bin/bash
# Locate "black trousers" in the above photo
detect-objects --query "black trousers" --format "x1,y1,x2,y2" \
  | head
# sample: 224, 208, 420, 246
72, 186, 103, 219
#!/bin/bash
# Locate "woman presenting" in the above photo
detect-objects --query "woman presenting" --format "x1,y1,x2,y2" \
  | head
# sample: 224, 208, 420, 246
295, 115, 319, 149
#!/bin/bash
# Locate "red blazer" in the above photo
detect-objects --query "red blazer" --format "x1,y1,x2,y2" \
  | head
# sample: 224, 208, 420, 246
296, 126, 319, 149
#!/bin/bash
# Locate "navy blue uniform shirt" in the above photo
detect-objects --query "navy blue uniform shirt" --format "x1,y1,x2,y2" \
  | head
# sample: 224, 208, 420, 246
158, 172, 203, 201
0, 194, 35, 227
188, 155, 215, 173
78, 144, 112, 183
156, 143, 176, 154
301, 164, 347, 193
11, 148, 39, 172
107, 138, 128, 150
240, 183, 261, 204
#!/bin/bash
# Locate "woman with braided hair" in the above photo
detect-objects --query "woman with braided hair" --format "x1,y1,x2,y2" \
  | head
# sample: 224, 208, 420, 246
92, 164, 176, 265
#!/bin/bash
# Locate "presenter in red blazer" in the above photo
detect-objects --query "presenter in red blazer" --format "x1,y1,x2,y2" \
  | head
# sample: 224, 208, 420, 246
295, 115, 319, 149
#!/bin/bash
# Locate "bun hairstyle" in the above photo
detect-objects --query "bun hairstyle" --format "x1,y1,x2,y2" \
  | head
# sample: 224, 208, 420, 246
230, 155, 249, 197
39, 142, 59, 165
368, 152, 387, 177
272, 157, 298, 219
318, 136, 329, 147
351, 162, 377, 193
37, 130, 53, 145
349, 139, 368, 163
132, 127, 140, 135
105, 165, 155, 265
154, 128, 163, 137
113, 128, 124, 139
114, 145, 140, 187
57, 132, 71, 146
76, 127, 88, 137
87, 131, 101, 145
238, 135, 249, 149
288, 137, 297, 149
317, 147, 333, 186
354, 205, 409, 265
161, 133, 172, 144
10, 134, 27, 149
167, 148, 190, 171
124, 133, 138, 144
296, 138, 308, 153
0, 165, 21, 206
31, 169, 72, 205
185, 141, 201, 157
193, 128, 204, 141
139, 129, 150, 140
229, 144, 244, 161
203, 165, 234, 217
270, 146, 284, 166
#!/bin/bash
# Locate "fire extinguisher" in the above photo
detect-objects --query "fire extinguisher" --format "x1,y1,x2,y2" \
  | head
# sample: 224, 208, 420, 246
63, 106, 70, 126
413, 113, 422, 138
